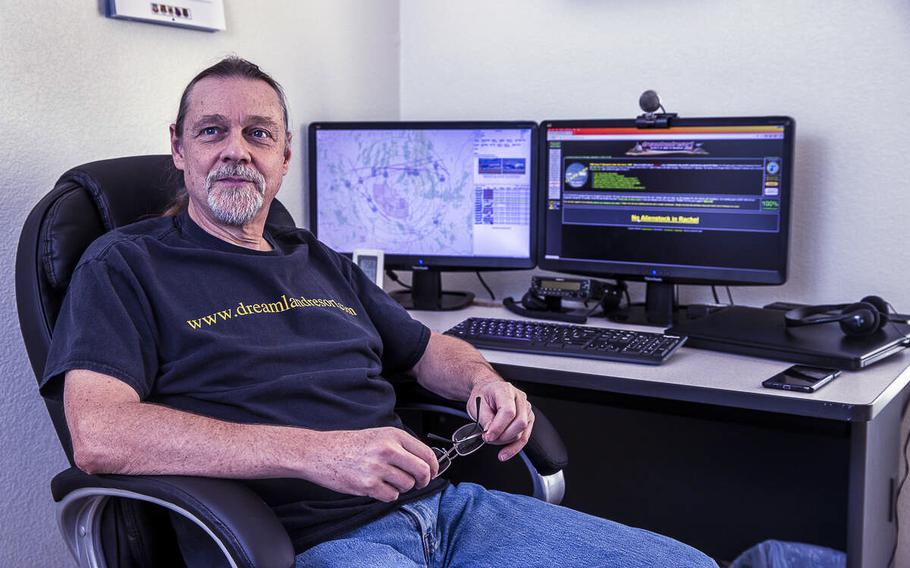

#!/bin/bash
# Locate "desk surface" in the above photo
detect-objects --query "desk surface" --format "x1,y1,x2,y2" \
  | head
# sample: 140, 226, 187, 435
410, 305, 910, 422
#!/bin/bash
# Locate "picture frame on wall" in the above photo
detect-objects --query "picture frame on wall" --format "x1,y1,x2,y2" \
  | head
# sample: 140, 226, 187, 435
106, 0, 226, 32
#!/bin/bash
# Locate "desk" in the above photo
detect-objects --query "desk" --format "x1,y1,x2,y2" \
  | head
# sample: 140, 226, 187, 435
410, 305, 910, 567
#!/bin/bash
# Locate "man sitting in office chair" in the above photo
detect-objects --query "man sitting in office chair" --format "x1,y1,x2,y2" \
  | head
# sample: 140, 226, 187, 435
42, 56, 716, 567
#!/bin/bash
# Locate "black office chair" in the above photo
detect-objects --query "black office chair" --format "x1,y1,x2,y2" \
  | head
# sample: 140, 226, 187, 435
16, 155, 568, 568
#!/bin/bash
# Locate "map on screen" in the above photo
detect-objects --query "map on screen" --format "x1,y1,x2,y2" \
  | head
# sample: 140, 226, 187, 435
314, 127, 532, 258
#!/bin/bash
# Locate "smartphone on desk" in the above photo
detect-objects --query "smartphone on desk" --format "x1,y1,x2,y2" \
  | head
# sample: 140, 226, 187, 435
762, 365, 841, 393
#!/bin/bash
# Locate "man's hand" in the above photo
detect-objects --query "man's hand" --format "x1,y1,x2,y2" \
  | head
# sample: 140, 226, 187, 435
469, 380, 534, 462
64, 369, 437, 504
303, 427, 439, 503
410, 332, 535, 463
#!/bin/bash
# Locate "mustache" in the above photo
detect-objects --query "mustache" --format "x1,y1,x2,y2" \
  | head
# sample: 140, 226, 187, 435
205, 164, 266, 194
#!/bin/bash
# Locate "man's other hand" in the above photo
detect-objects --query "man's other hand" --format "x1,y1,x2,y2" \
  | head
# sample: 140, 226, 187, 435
469, 381, 534, 463
305, 427, 439, 503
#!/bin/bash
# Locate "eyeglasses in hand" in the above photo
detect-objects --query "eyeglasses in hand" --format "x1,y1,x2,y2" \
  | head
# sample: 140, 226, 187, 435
427, 397, 485, 477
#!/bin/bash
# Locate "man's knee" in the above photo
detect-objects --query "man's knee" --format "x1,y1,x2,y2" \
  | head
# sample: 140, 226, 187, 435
675, 545, 718, 568
730, 539, 845, 568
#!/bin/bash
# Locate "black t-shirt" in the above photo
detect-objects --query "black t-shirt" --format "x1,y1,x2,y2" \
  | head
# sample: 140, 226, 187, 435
42, 211, 444, 551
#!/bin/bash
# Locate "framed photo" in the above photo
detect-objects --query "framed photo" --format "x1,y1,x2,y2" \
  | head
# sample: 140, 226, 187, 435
106, 0, 226, 32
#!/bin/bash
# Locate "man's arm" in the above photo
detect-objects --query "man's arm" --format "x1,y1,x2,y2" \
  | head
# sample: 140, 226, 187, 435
64, 369, 437, 502
409, 332, 534, 462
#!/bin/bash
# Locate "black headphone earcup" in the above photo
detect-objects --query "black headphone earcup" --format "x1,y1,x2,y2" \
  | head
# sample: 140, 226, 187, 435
860, 295, 890, 330
838, 302, 881, 337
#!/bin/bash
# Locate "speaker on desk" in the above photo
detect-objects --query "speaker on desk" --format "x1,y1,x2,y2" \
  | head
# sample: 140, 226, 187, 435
784, 295, 910, 337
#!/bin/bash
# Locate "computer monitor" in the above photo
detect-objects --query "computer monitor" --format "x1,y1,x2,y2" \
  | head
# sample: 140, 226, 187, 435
309, 121, 538, 310
539, 116, 795, 326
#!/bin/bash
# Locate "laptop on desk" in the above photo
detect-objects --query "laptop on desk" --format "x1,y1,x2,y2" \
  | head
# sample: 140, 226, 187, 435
666, 306, 910, 370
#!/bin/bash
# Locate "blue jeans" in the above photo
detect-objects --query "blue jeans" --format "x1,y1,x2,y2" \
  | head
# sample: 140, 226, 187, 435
296, 482, 717, 568
730, 540, 846, 568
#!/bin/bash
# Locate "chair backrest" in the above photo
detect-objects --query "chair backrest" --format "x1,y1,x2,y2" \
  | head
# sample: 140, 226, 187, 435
16, 154, 296, 464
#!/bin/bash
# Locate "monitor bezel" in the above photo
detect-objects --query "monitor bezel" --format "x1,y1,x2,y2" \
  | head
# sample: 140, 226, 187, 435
537, 115, 795, 287
308, 120, 539, 272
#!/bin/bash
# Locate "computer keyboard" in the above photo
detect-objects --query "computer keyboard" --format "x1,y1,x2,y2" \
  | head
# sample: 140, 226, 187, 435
444, 317, 687, 365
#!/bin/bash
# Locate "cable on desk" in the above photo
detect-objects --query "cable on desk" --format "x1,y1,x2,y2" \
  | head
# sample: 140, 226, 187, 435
385, 270, 411, 290
475, 272, 495, 300
583, 296, 607, 318
710, 285, 735, 305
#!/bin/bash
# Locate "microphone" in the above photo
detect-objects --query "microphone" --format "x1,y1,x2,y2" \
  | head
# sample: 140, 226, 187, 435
639, 90, 663, 114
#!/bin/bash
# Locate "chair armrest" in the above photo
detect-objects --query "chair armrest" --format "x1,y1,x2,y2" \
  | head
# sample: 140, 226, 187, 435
394, 382, 568, 476
51, 467, 294, 568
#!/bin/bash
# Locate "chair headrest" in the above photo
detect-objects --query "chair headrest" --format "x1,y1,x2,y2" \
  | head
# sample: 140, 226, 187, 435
42, 155, 182, 291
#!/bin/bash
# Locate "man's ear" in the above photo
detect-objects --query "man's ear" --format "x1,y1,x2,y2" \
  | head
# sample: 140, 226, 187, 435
282, 131, 293, 174
170, 124, 186, 171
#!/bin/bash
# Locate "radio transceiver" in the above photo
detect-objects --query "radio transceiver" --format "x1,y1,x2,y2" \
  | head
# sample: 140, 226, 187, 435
531, 276, 606, 302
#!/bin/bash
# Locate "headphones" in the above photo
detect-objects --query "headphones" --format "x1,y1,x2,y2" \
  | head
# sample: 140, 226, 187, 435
785, 295, 910, 337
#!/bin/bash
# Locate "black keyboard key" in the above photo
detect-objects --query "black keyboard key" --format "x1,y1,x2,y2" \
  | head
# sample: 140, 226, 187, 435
477, 333, 531, 343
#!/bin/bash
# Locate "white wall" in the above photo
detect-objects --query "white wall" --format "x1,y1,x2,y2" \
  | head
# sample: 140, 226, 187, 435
400, 0, 910, 310
399, 0, 910, 564
0, 1, 399, 563
3, 0, 909, 564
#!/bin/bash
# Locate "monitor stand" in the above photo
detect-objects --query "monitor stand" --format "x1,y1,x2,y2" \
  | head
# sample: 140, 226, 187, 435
389, 270, 474, 311
606, 282, 685, 327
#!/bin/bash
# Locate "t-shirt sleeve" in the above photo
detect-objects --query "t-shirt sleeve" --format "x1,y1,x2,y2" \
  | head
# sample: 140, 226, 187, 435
347, 263, 430, 373
41, 255, 159, 401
